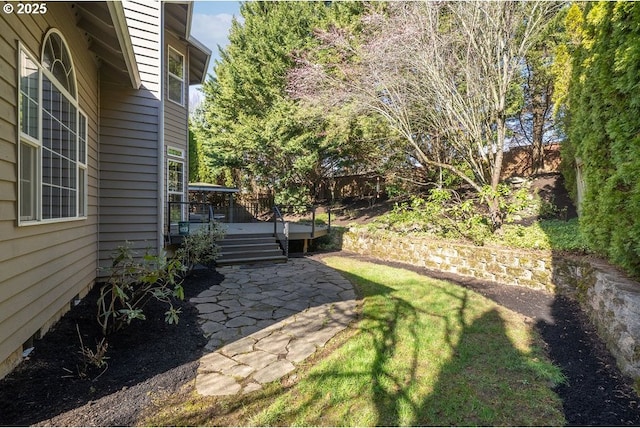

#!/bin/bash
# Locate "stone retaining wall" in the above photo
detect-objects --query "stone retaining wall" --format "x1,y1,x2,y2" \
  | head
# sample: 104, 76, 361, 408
342, 228, 640, 382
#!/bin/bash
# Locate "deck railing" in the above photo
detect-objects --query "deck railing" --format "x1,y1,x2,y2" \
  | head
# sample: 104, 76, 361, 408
166, 201, 219, 238
167, 200, 330, 240
272, 205, 331, 238
273, 205, 289, 258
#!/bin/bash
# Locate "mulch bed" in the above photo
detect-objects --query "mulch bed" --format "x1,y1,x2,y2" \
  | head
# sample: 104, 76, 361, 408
0, 268, 222, 427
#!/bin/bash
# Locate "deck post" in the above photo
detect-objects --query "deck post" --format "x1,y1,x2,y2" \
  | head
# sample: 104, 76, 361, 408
284, 221, 289, 258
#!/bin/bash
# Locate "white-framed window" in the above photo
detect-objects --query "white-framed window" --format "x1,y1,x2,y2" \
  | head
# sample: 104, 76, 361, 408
167, 147, 185, 222
17, 30, 88, 224
167, 46, 184, 105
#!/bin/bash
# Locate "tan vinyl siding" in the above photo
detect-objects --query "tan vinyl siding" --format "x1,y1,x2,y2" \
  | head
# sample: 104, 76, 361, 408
98, 0, 162, 267
164, 34, 188, 153
99, 87, 161, 263
163, 33, 189, 235
0, 4, 99, 377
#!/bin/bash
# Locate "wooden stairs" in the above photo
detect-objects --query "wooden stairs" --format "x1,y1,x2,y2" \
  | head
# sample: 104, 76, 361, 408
216, 233, 287, 266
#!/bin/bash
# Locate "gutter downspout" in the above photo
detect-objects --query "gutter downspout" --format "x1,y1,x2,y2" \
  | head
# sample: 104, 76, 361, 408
158, 1, 166, 252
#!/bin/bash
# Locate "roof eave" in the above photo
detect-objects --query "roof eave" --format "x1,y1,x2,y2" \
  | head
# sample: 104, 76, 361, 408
188, 35, 211, 85
164, 1, 211, 85
106, 1, 142, 89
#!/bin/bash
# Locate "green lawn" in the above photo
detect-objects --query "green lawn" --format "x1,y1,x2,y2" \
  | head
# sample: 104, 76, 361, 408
143, 256, 565, 426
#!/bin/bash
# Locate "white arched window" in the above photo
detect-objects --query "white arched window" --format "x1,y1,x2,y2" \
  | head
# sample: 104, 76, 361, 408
18, 30, 87, 223
42, 31, 76, 97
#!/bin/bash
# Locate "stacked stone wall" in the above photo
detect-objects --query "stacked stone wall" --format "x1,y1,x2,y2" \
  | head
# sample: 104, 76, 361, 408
342, 228, 640, 382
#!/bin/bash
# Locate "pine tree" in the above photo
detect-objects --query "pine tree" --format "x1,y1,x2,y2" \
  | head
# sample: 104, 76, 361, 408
193, 2, 371, 206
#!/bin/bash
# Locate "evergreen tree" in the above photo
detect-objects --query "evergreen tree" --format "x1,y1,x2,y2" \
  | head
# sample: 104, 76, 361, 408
194, 1, 372, 206
563, 1, 640, 276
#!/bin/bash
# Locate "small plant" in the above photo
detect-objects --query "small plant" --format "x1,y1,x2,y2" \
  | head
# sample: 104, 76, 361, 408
97, 243, 187, 335
315, 226, 346, 251
176, 222, 225, 272
76, 324, 109, 380
536, 195, 568, 220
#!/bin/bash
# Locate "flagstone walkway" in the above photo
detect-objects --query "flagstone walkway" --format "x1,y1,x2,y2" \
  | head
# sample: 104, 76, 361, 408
192, 258, 358, 396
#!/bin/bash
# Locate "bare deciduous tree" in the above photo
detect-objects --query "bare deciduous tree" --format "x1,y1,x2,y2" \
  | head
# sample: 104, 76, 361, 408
288, 1, 562, 228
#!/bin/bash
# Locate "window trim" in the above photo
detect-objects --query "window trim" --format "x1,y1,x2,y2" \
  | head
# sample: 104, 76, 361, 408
167, 146, 185, 159
167, 147, 186, 222
41, 29, 76, 99
18, 47, 41, 223
17, 35, 87, 226
167, 45, 185, 106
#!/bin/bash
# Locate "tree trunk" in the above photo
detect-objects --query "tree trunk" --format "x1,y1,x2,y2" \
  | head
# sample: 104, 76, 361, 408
531, 89, 547, 174
489, 114, 507, 231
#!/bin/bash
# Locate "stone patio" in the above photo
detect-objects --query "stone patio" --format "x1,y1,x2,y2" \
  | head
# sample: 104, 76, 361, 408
193, 257, 358, 396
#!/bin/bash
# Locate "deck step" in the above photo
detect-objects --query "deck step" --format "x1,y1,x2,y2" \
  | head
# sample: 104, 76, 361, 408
219, 248, 283, 259
219, 237, 277, 246
216, 255, 288, 266
221, 243, 281, 251
216, 233, 286, 266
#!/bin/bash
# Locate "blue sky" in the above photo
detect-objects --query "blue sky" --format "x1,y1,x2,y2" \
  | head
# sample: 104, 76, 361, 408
192, 1, 242, 76
189, 1, 242, 107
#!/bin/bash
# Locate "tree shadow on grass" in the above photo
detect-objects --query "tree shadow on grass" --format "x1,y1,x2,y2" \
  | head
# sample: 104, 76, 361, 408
246, 266, 562, 426
416, 308, 563, 426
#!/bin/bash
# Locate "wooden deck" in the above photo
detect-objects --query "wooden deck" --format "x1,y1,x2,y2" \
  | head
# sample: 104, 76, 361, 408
220, 222, 329, 240
168, 221, 329, 241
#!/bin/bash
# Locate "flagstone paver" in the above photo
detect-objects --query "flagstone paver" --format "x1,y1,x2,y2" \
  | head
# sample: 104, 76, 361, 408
193, 257, 358, 396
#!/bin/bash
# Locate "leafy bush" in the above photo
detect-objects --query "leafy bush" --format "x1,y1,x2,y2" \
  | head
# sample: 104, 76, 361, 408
367, 186, 531, 245
176, 223, 225, 272
490, 218, 588, 252
479, 184, 531, 226
314, 226, 347, 251
97, 223, 225, 336
360, 185, 589, 253
97, 244, 186, 335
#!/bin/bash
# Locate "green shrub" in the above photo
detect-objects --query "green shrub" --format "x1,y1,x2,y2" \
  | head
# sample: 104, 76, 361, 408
367, 187, 532, 245
97, 244, 186, 335
361, 185, 587, 253
314, 226, 346, 251
491, 218, 588, 252
563, 2, 640, 276
479, 184, 531, 226
177, 223, 225, 272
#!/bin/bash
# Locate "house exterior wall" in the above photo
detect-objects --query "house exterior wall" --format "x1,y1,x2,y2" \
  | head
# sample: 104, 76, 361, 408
164, 32, 188, 153
163, 29, 190, 231
98, 0, 162, 267
0, 3, 100, 378
1, 0, 206, 378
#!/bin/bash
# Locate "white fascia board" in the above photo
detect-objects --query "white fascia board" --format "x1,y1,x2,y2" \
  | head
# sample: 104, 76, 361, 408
106, 1, 142, 89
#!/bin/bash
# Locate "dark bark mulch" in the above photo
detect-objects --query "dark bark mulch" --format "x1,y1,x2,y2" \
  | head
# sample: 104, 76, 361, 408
0, 268, 223, 427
